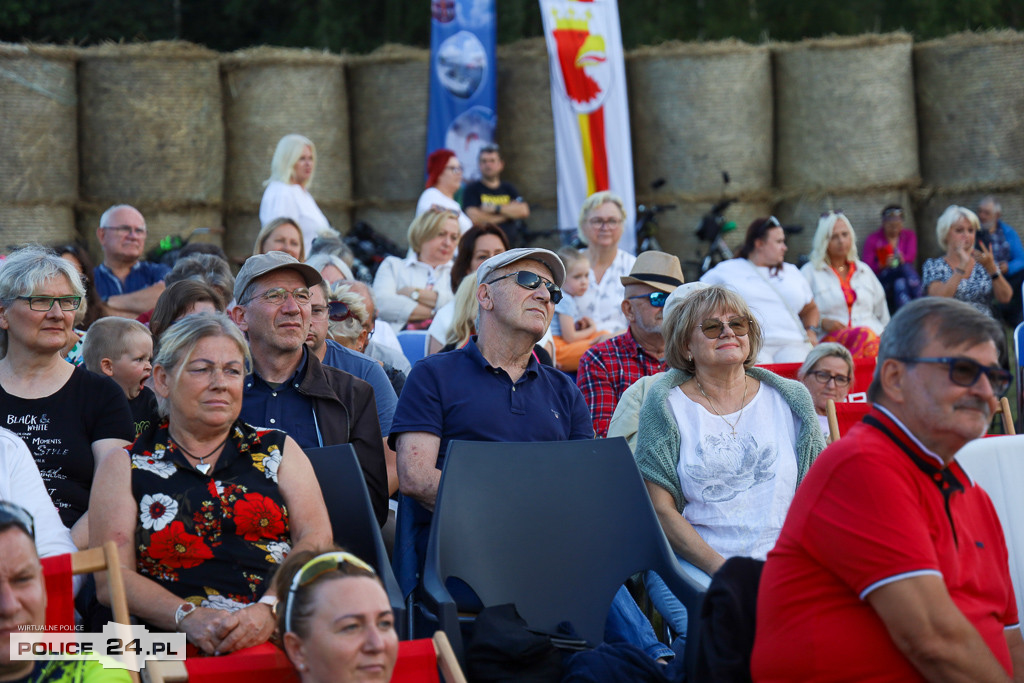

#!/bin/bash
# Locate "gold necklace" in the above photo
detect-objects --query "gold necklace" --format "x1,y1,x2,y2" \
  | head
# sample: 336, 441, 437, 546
695, 376, 748, 437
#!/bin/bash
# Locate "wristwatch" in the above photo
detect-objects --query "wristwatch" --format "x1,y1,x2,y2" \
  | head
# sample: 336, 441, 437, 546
174, 602, 196, 630
411, 290, 421, 302
258, 594, 279, 611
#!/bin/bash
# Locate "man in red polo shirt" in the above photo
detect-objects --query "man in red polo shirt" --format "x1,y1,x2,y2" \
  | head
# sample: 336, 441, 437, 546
753, 297, 1024, 682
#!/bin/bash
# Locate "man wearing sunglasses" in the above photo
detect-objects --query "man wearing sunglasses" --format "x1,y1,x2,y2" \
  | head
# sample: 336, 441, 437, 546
390, 247, 675, 662
577, 251, 683, 437
231, 252, 389, 527
94, 204, 169, 319
754, 298, 1023, 682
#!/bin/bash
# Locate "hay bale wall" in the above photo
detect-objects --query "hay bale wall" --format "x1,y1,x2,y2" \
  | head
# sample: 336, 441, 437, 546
915, 32, 1024, 190
774, 35, 918, 193
1, 205, 78, 250
221, 47, 351, 262
628, 41, 773, 198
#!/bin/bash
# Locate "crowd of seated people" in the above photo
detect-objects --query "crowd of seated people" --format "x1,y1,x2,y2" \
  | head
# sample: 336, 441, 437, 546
1, 178, 1021, 683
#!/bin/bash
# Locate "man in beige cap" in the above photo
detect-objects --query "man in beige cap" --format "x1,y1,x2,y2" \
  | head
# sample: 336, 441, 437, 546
577, 251, 684, 437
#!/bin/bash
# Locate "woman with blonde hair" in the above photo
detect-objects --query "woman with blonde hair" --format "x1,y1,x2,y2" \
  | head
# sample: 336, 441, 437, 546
575, 191, 635, 332
259, 134, 336, 256
372, 209, 458, 332
253, 217, 306, 262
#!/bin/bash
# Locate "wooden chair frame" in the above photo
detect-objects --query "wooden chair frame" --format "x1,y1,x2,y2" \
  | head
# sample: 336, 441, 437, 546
71, 542, 139, 683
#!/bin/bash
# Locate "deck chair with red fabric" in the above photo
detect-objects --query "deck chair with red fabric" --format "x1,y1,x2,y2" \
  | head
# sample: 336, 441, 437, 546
40, 541, 139, 683
758, 357, 875, 400
825, 399, 872, 442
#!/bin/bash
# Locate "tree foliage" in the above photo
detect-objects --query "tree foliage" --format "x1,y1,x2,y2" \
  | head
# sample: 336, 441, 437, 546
0, 0, 1019, 52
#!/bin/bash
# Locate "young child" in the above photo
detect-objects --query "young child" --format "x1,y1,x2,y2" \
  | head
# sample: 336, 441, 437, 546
82, 317, 159, 438
551, 247, 615, 371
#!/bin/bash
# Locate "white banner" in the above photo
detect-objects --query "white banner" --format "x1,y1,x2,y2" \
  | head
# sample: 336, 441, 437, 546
540, 0, 635, 253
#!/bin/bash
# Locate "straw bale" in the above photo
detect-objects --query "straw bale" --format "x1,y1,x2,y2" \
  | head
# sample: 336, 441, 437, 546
0, 49, 77, 203
223, 211, 262, 267
774, 34, 919, 191
914, 189, 1024, 261
78, 44, 224, 204
347, 46, 429, 202
495, 39, 556, 204
352, 205, 419, 249
914, 32, 1024, 188
774, 189, 914, 261
221, 48, 350, 210
626, 42, 772, 197
0, 205, 77, 252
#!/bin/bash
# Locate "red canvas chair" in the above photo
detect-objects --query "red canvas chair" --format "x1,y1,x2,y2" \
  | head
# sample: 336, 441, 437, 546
825, 400, 871, 442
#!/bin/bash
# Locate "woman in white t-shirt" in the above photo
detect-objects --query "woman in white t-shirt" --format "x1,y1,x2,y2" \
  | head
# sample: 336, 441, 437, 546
415, 149, 472, 233
259, 134, 337, 256
633, 284, 825, 642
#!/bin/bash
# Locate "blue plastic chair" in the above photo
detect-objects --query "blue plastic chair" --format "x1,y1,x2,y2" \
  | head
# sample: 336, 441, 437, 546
420, 437, 706, 675
397, 330, 431, 367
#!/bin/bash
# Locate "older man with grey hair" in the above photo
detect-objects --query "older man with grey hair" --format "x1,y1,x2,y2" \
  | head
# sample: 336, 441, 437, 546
94, 204, 168, 317
754, 297, 1023, 681
978, 195, 1024, 326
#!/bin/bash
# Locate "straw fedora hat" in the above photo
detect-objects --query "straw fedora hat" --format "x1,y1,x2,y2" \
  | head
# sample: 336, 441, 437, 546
619, 251, 685, 294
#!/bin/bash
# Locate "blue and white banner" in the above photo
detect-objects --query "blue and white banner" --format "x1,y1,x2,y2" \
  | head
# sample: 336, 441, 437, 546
427, 0, 497, 183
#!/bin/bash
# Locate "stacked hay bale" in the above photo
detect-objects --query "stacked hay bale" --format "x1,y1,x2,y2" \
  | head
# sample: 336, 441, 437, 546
221, 47, 351, 263
0, 44, 79, 249
773, 34, 919, 257
347, 45, 429, 246
78, 42, 224, 258
626, 41, 774, 266
914, 31, 1024, 257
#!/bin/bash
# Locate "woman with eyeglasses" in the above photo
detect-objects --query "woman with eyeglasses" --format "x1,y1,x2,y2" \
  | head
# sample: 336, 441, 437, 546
90, 312, 332, 655
574, 191, 634, 334
800, 212, 890, 359
0, 246, 133, 547
797, 343, 855, 439
861, 205, 923, 314
259, 135, 337, 257
700, 216, 819, 363
415, 149, 472, 233
373, 210, 458, 333
634, 284, 824, 644
274, 548, 398, 683
922, 205, 1013, 317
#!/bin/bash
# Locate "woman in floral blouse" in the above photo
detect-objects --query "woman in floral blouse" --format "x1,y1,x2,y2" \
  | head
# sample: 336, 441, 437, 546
90, 313, 332, 655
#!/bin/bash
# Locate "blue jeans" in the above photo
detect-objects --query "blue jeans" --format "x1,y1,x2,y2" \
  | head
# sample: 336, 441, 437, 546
605, 585, 676, 661
645, 554, 713, 644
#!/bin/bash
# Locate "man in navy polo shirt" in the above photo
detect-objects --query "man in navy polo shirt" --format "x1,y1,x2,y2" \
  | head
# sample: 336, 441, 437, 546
391, 247, 673, 662
93, 204, 169, 318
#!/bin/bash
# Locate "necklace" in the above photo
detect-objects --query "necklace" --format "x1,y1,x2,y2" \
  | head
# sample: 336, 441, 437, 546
169, 432, 229, 475
695, 376, 748, 437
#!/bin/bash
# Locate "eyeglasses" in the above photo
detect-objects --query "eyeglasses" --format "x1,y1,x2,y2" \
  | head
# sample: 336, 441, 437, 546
627, 291, 668, 308
896, 356, 1012, 396
820, 210, 845, 218
807, 370, 851, 387
754, 216, 781, 237
310, 305, 328, 321
0, 501, 35, 539
485, 270, 562, 304
17, 295, 82, 311
328, 301, 354, 322
256, 287, 311, 306
882, 208, 904, 218
101, 225, 147, 236
444, 165, 463, 174
284, 551, 376, 633
588, 217, 623, 229
698, 316, 750, 339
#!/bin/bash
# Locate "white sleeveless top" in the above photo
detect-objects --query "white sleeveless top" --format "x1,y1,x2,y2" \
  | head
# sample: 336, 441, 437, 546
667, 382, 799, 560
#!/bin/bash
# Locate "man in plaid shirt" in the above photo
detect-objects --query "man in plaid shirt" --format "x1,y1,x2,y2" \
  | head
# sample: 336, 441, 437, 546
577, 252, 683, 437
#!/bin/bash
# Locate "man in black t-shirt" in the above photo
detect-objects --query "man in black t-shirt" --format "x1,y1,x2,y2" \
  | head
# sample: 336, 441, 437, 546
462, 144, 530, 233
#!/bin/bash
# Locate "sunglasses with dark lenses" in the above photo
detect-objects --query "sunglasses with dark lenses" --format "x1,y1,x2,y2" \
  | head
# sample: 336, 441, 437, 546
0, 501, 35, 539
486, 271, 562, 304
284, 551, 376, 633
698, 316, 750, 339
328, 300, 353, 322
17, 295, 82, 312
897, 356, 1012, 396
627, 291, 668, 308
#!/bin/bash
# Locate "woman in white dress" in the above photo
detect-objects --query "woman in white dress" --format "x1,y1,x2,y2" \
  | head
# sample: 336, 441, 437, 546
574, 191, 635, 333
259, 134, 336, 256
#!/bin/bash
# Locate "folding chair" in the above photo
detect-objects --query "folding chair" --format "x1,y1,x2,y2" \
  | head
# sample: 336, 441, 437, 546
1015, 321, 1023, 430
392, 631, 467, 683
992, 396, 1016, 436
305, 444, 406, 637
825, 399, 872, 442
41, 541, 139, 683
420, 437, 707, 677
397, 330, 431, 366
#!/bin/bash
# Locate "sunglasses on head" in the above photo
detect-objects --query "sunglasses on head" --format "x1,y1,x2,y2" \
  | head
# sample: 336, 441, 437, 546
0, 501, 35, 539
284, 551, 376, 633
627, 291, 668, 308
328, 300, 354, 322
486, 271, 562, 304
698, 316, 750, 339
896, 356, 1011, 396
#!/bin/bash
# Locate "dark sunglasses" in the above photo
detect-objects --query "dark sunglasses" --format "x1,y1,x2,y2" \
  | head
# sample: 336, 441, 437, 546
882, 207, 904, 218
896, 356, 1011, 396
284, 551, 376, 633
486, 271, 562, 304
328, 300, 354, 322
627, 291, 668, 308
0, 501, 35, 539
698, 316, 750, 339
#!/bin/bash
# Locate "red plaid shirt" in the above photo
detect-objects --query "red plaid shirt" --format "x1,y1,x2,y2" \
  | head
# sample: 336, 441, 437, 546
577, 329, 667, 437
